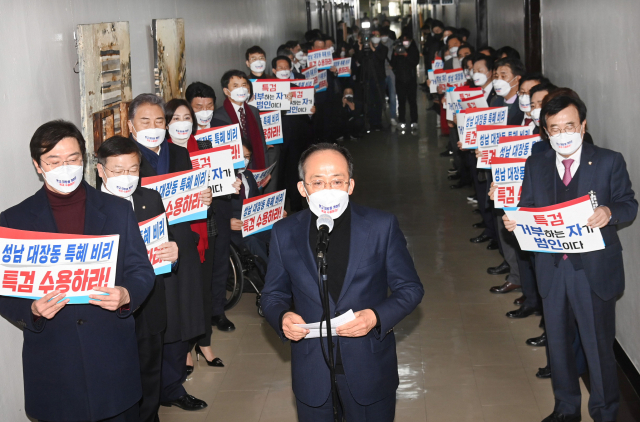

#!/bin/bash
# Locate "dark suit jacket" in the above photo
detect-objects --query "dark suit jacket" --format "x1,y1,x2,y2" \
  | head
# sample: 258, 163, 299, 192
518, 142, 638, 300
0, 182, 154, 421
139, 144, 205, 343
212, 104, 269, 166
261, 204, 424, 406
231, 170, 260, 220
490, 94, 525, 125
131, 187, 170, 338
390, 40, 420, 82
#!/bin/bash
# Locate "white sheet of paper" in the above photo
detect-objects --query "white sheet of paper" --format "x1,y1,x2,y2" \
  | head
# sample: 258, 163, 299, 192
295, 309, 356, 339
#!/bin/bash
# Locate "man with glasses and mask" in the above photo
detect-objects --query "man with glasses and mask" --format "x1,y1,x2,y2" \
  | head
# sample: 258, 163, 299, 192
503, 93, 637, 422
0, 120, 155, 422
261, 143, 424, 421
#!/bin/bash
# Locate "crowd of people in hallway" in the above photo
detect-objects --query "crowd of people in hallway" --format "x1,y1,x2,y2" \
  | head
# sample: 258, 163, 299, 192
425, 17, 637, 422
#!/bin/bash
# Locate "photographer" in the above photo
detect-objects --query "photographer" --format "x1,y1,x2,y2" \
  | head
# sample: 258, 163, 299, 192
390, 28, 420, 129
353, 28, 388, 131
337, 87, 365, 140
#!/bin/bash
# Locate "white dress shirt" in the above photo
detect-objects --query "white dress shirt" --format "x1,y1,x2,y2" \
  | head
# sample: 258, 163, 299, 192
556, 145, 582, 180
231, 101, 244, 123
101, 183, 135, 210
483, 84, 492, 101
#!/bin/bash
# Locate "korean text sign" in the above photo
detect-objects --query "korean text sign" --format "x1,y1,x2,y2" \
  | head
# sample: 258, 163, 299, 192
445, 69, 466, 87
250, 162, 277, 186
307, 48, 333, 69
0, 227, 119, 303
432, 58, 444, 70
138, 213, 170, 275
302, 67, 319, 89
428, 70, 437, 94
141, 169, 209, 225
494, 183, 523, 209
291, 79, 315, 88
476, 125, 535, 169
287, 86, 315, 115
188, 147, 237, 196
249, 79, 291, 111
241, 190, 286, 237
317, 70, 328, 93
491, 157, 527, 185
194, 124, 244, 169
504, 195, 605, 253
459, 107, 509, 149
260, 111, 284, 145
333, 58, 352, 77
460, 94, 488, 110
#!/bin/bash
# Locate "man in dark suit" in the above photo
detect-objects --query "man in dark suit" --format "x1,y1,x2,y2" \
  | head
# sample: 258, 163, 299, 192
0, 120, 155, 422
96, 136, 180, 422
261, 143, 424, 421
504, 93, 637, 422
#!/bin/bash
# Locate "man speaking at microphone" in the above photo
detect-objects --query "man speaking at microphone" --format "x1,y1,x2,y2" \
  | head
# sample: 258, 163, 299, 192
261, 143, 423, 421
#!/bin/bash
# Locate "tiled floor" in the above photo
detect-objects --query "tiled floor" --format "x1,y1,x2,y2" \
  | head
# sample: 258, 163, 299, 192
159, 93, 640, 422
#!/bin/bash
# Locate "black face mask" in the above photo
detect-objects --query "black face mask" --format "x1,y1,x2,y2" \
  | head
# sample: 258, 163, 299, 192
432, 32, 442, 40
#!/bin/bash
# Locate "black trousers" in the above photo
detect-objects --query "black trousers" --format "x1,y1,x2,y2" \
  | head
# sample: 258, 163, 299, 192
40, 403, 139, 422
196, 239, 215, 347
517, 251, 541, 310
544, 259, 618, 421
295, 374, 395, 422
137, 332, 164, 422
395, 79, 418, 124
211, 198, 232, 318
365, 79, 385, 128
313, 102, 334, 142
160, 340, 190, 402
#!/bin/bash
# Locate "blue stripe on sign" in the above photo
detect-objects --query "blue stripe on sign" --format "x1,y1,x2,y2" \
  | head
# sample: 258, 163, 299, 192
169, 209, 208, 225
266, 137, 283, 145
154, 264, 172, 275
245, 224, 274, 236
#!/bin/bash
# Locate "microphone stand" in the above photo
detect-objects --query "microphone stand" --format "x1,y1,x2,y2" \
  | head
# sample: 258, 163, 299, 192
316, 235, 340, 422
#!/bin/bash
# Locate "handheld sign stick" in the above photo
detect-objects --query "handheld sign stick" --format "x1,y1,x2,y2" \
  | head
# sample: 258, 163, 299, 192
589, 191, 599, 210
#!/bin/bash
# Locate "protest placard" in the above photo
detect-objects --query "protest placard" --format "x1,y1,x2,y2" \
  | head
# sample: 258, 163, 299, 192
194, 124, 244, 169
141, 169, 209, 225
432, 58, 444, 70
301, 66, 319, 89
447, 86, 483, 119
491, 157, 526, 185
333, 58, 351, 77
307, 48, 333, 69
428, 70, 437, 93
504, 195, 605, 253
291, 79, 315, 88
188, 147, 237, 196
434, 69, 447, 90
249, 162, 277, 186
476, 125, 535, 169
445, 69, 466, 87
138, 213, 170, 275
460, 94, 488, 109
317, 70, 328, 92
495, 134, 541, 159
248, 79, 291, 111
260, 111, 283, 145
0, 227, 119, 303
493, 183, 522, 209
459, 107, 509, 149
241, 190, 286, 237
287, 86, 315, 115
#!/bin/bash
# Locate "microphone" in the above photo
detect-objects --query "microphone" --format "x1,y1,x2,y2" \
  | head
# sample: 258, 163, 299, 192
316, 214, 334, 257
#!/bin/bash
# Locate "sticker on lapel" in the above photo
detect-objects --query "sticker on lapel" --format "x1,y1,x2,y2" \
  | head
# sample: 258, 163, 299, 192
142, 206, 146, 209
589, 161, 592, 165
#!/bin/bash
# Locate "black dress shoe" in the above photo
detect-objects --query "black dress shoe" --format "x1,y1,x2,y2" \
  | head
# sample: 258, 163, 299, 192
506, 306, 542, 319
487, 260, 510, 275
186, 365, 194, 375
536, 366, 552, 379
161, 394, 208, 411
195, 344, 225, 367
490, 281, 522, 294
526, 332, 547, 347
472, 221, 486, 229
541, 411, 580, 422
212, 314, 236, 332
448, 173, 461, 180
486, 239, 499, 250
472, 209, 481, 214
470, 234, 490, 243
513, 295, 525, 306
440, 150, 452, 157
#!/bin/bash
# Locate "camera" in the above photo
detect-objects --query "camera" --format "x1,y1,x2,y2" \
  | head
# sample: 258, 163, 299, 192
393, 41, 406, 55
360, 19, 372, 51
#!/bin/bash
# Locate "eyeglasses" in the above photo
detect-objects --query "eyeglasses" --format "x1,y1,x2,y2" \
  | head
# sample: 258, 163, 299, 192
40, 157, 82, 169
304, 179, 350, 190
102, 165, 139, 176
545, 125, 582, 137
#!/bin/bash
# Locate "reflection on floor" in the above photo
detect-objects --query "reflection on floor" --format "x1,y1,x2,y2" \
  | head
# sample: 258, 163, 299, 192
159, 92, 640, 422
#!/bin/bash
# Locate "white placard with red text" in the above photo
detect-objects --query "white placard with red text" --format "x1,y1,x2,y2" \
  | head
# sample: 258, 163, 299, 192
287, 86, 315, 115
434, 69, 447, 91
260, 111, 283, 145
188, 147, 237, 196
241, 190, 286, 237
302, 67, 319, 90
504, 195, 605, 253
491, 157, 527, 185
445, 69, 466, 87
248, 79, 291, 111
460, 94, 488, 109
0, 227, 119, 303
333, 58, 351, 77
476, 125, 535, 169
459, 107, 509, 149
494, 183, 523, 209
432, 58, 444, 70
141, 169, 209, 225
292, 79, 315, 88
249, 162, 277, 186
138, 213, 170, 275
428, 70, 437, 93
194, 125, 244, 169
307, 49, 333, 69
317, 70, 328, 93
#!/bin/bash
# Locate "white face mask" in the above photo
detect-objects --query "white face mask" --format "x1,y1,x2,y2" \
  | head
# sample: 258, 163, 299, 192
275, 69, 291, 80
449, 46, 459, 56
103, 174, 138, 198
371, 36, 381, 44
305, 188, 350, 219
300, 55, 308, 66
250, 60, 266, 73
340, 51, 346, 58
295, 50, 305, 61
531, 108, 541, 126
43, 164, 84, 194
518, 94, 531, 113
195, 109, 213, 126
228, 87, 249, 103
133, 126, 165, 149
244, 158, 250, 168
443, 35, 449, 44
403, 41, 411, 48
444, 54, 452, 61
547, 128, 584, 156
329, 46, 335, 54
493, 78, 515, 97
472, 72, 488, 87
380, 36, 389, 43
168, 121, 192, 146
